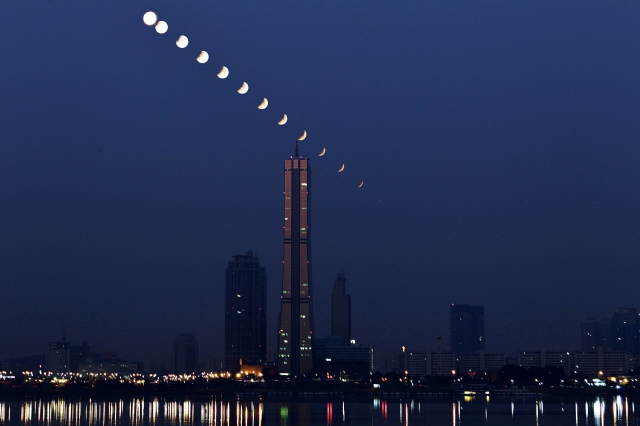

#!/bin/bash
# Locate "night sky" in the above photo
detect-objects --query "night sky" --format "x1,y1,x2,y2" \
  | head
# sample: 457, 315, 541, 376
2, 1, 639, 366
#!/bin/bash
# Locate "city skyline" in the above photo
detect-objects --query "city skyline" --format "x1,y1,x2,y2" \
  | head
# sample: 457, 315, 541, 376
2, 2, 640, 362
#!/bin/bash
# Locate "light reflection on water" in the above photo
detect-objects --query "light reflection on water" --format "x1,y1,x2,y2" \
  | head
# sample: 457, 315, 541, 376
2, 395, 640, 425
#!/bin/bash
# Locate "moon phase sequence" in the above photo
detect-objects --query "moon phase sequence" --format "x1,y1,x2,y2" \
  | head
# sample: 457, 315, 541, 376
143, 11, 366, 190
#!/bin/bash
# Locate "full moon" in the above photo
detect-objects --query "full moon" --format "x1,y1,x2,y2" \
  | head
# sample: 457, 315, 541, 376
155, 21, 168, 34
176, 35, 189, 48
196, 51, 209, 64
143, 11, 157, 26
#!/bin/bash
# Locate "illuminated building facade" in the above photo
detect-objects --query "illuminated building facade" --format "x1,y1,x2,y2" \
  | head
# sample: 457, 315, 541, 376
277, 152, 314, 376
224, 251, 267, 373
331, 273, 351, 346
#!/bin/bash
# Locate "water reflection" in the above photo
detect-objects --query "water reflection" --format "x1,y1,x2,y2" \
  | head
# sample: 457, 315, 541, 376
1, 395, 640, 425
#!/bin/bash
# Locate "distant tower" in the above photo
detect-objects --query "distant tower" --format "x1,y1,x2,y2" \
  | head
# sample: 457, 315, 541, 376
331, 273, 351, 346
225, 250, 267, 373
450, 304, 485, 356
172, 333, 198, 374
277, 152, 314, 376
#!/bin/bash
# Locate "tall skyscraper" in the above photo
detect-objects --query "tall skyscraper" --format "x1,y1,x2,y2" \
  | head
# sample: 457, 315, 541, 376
450, 304, 485, 356
172, 333, 198, 374
224, 250, 267, 373
277, 150, 314, 376
331, 273, 351, 346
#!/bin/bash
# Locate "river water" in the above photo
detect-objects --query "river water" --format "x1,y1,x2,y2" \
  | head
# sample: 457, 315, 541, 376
0, 394, 638, 425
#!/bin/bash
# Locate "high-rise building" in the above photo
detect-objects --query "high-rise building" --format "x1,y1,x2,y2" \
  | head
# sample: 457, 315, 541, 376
172, 333, 198, 375
277, 150, 314, 376
224, 250, 267, 373
611, 308, 639, 355
581, 317, 612, 352
450, 304, 485, 356
46, 341, 70, 374
70, 341, 92, 373
331, 273, 351, 346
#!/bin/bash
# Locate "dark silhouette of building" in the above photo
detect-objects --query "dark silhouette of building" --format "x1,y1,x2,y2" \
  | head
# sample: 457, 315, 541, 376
314, 336, 372, 379
277, 150, 314, 376
70, 341, 92, 373
172, 333, 198, 375
224, 250, 267, 373
581, 317, 612, 352
611, 308, 639, 355
331, 273, 351, 346
46, 341, 70, 374
450, 304, 485, 356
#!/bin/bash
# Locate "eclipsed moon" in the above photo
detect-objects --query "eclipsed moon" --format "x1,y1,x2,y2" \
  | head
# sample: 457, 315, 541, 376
318, 147, 326, 156
155, 21, 168, 34
297, 130, 307, 141
196, 51, 209, 64
143, 11, 157, 26
176, 36, 188, 48
358, 181, 364, 188
338, 164, 345, 172
217, 66, 229, 79
257, 98, 268, 109
278, 114, 288, 125
237, 82, 249, 94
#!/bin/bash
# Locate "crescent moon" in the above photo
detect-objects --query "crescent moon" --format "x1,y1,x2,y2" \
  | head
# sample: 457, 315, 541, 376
318, 147, 326, 156
155, 21, 168, 34
358, 181, 364, 188
176, 35, 188, 48
338, 164, 345, 172
217, 66, 229, 79
143, 11, 158, 26
257, 98, 268, 109
237, 82, 249, 94
278, 114, 288, 125
297, 130, 307, 141
196, 51, 209, 64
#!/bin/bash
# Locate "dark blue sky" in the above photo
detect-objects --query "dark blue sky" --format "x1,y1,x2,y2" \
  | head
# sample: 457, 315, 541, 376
1, 1, 639, 365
